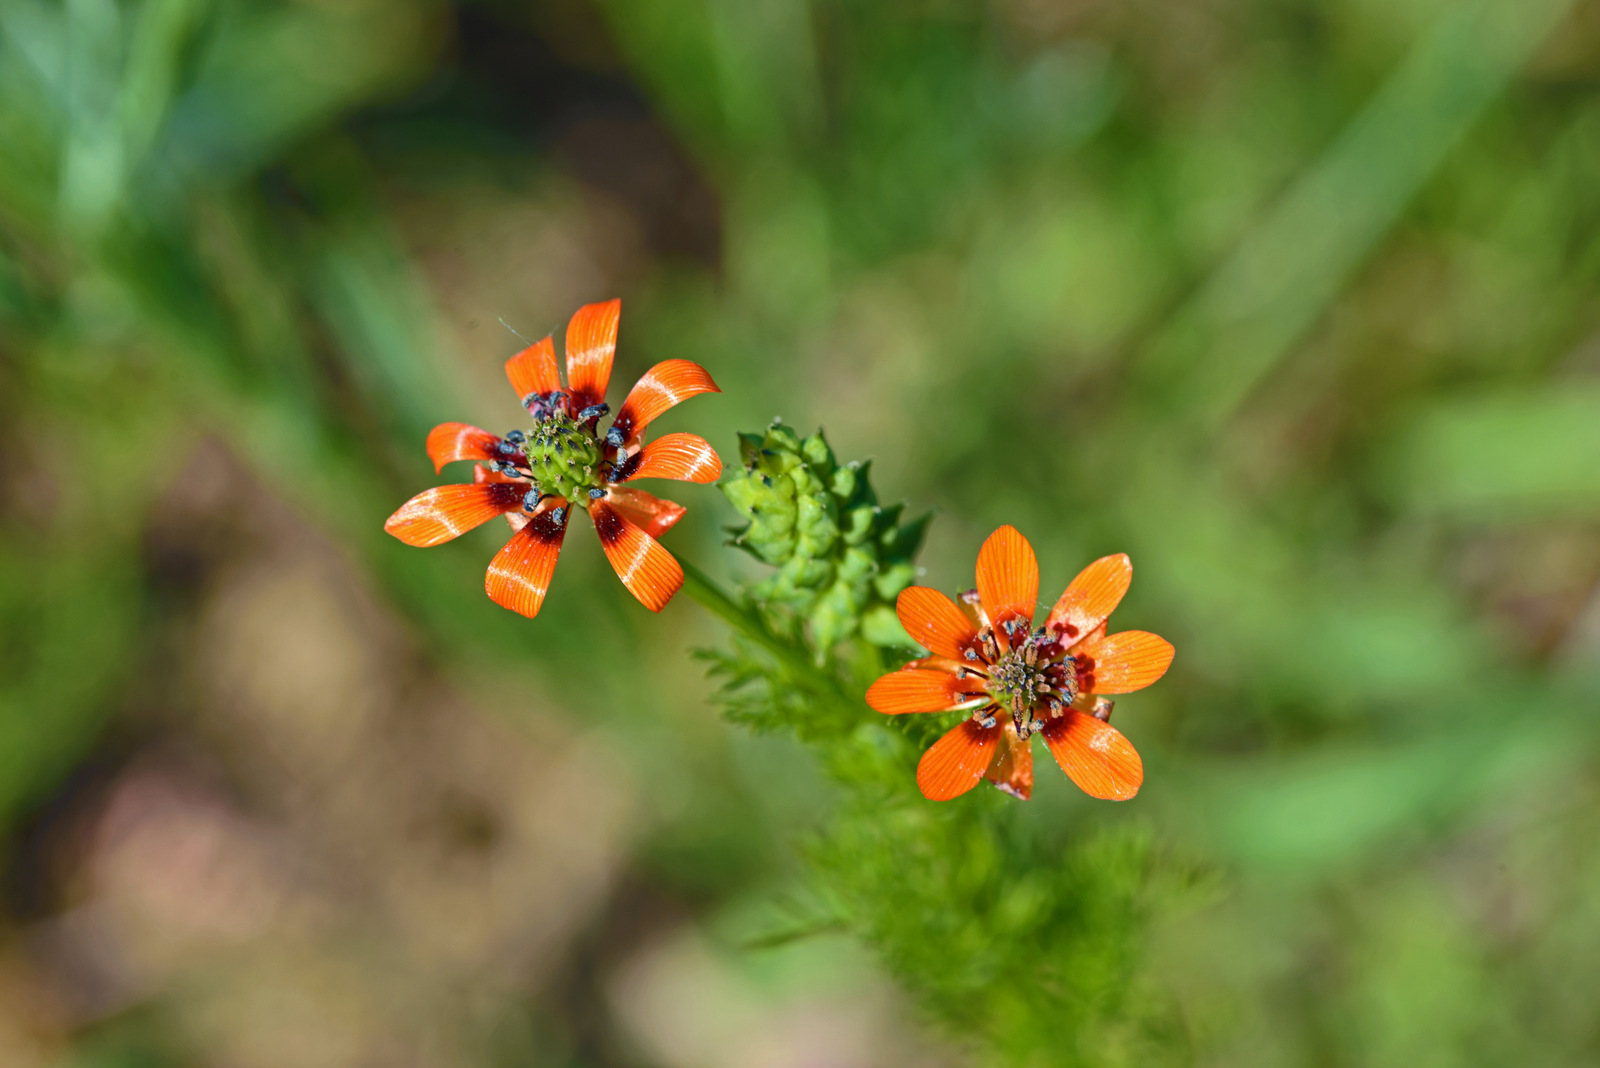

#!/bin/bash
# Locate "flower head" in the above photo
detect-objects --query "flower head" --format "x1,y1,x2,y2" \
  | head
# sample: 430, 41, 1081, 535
867, 525, 1174, 802
384, 299, 721, 617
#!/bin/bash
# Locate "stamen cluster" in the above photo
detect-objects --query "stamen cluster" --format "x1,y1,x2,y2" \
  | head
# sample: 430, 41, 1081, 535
960, 615, 1079, 740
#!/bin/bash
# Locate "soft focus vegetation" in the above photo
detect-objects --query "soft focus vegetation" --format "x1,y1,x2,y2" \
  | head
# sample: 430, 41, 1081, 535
3, 0, 1600, 1065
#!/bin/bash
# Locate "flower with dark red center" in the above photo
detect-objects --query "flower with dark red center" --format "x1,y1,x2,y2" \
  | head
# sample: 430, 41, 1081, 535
384, 300, 721, 617
866, 525, 1174, 802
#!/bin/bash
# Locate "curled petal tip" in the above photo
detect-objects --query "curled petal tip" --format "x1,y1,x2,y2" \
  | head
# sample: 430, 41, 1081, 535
625, 432, 722, 484
426, 422, 501, 473
505, 336, 561, 402
565, 299, 621, 410
385, 483, 524, 547
613, 360, 721, 444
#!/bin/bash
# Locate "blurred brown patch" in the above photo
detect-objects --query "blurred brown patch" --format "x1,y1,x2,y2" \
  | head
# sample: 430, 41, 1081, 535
4, 439, 639, 1065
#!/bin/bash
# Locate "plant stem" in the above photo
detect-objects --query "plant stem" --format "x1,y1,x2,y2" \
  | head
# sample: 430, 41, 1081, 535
679, 559, 843, 694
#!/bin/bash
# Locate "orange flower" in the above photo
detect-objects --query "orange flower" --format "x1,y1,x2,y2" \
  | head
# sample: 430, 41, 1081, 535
866, 526, 1173, 802
385, 299, 721, 617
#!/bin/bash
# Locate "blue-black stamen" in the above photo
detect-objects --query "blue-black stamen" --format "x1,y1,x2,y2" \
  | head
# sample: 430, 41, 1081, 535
577, 403, 609, 421
587, 487, 605, 499
550, 507, 567, 527
605, 426, 625, 448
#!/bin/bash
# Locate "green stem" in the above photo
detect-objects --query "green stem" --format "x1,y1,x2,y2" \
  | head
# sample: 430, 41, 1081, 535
679, 559, 843, 694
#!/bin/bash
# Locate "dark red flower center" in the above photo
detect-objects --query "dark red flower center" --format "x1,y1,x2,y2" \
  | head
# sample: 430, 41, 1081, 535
959, 621, 1080, 739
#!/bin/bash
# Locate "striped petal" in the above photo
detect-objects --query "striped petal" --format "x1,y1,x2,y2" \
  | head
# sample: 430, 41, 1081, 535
384, 483, 525, 547
985, 724, 1035, 800
1075, 630, 1175, 695
605, 486, 686, 539
1047, 553, 1132, 645
505, 336, 561, 405
865, 669, 982, 714
589, 498, 684, 612
975, 525, 1039, 643
485, 500, 568, 618
916, 719, 1002, 801
896, 586, 980, 661
564, 299, 620, 412
1040, 710, 1143, 800
611, 360, 720, 445
621, 432, 722, 484
426, 423, 502, 472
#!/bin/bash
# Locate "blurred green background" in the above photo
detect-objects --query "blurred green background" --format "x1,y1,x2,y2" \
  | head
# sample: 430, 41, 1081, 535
3, 0, 1600, 1064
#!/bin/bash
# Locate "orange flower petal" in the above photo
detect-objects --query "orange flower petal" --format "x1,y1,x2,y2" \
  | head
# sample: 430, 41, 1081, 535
1046, 553, 1132, 645
611, 360, 720, 445
589, 498, 684, 612
474, 464, 524, 485
505, 336, 561, 403
975, 525, 1039, 642
865, 670, 982, 714
985, 724, 1035, 800
384, 483, 525, 547
622, 432, 722, 484
916, 719, 1002, 801
896, 586, 980, 661
426, 422, 501, 472
1040, 710, 1143, 800
564, 299, 620, 411
605, 486, 686, 539
484, 500, 568, 617
1075, 630, 1175, 694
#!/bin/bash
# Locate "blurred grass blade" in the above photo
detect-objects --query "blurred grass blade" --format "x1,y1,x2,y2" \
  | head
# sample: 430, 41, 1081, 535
1141, 0, 1575, 428
1386, 386, 1600, 519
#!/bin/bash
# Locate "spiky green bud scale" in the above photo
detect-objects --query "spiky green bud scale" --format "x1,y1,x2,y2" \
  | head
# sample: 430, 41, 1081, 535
721, 423, 930, 652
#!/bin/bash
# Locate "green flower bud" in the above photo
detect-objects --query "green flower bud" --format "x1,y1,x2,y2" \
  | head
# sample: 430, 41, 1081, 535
721, 423, 929, 654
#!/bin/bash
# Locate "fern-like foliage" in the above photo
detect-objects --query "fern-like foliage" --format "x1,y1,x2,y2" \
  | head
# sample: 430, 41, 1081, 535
702, 424, 1206, 1066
